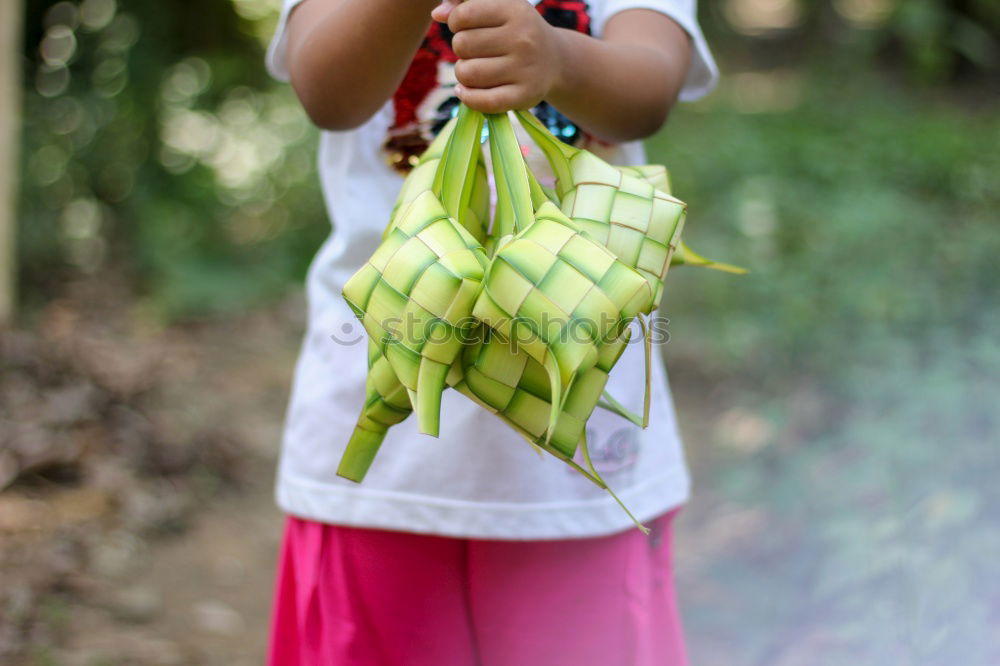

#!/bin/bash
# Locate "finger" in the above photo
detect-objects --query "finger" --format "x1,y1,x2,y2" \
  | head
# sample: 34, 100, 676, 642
448, 0, 507, 33
430, 0, 458, 23
455, 84, 532, 115
451, 26, 508, 59
454, 56, 514, 89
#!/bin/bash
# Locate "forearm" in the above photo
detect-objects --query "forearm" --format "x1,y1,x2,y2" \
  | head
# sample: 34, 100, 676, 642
547, 12, 692, 143
286, 0, 441, 130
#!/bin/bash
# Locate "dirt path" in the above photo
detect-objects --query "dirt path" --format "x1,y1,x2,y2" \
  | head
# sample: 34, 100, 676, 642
45, 458, 283, 665
1, 293, 299, 665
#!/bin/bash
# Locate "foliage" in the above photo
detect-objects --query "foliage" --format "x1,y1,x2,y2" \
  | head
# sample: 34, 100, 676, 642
17, 0, 997, 318
701, 0, 999, 83
648, 72, 1000, 663
19, 0, 327, 317
651, 72, 1000, 386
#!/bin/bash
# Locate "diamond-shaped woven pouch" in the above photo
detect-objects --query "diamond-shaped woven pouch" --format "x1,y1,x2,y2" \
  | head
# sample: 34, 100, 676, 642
470, 193, 650, 446
344, 188, 488, 437
474, 201, 650, 383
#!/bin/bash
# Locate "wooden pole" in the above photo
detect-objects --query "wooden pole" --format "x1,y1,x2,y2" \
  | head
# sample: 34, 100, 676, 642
0, 0, 23, 325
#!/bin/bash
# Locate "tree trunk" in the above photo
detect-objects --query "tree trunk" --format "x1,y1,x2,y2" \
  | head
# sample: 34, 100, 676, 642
0, 0, 23, 325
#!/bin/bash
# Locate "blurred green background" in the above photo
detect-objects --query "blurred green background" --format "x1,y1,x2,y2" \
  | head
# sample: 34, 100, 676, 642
3, 0, 998, 664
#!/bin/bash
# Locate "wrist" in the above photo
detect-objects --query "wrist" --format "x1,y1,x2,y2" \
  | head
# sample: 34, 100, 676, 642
543, 26, 575, 109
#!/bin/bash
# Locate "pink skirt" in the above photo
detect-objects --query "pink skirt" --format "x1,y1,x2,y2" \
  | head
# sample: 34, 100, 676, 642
267, 509, 687, 666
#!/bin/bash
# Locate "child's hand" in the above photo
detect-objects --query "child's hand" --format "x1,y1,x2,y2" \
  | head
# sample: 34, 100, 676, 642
431, 0, 561, 114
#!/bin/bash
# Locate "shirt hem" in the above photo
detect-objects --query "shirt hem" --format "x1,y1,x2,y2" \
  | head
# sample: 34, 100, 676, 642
274, 467, 691, 540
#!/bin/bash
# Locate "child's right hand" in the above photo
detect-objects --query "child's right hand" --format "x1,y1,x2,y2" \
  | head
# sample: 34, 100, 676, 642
434, 0, 695, 143
431, 0, 563, 115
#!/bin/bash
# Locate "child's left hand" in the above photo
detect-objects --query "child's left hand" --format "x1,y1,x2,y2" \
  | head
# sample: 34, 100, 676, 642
431, 0, 562, 113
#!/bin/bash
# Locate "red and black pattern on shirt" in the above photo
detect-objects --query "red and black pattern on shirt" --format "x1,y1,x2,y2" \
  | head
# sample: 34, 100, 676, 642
536, 0, 590, 34
385, 0, 592, 172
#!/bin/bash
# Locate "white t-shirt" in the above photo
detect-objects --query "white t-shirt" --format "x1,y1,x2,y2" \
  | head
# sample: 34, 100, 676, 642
266, 0, 718, 539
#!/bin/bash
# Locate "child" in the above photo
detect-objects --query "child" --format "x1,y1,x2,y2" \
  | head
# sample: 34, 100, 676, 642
265, 0, 717, 663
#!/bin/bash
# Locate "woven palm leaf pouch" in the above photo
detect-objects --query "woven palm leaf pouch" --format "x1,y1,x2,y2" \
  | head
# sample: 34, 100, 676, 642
339, 104, 741, 530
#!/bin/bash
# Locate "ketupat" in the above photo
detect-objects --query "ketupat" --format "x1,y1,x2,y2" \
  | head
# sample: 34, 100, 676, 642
474, 113, 670, 525
349, 191, 488, 432
473, 111, 653, 446
473, 206, 652, 442
341, 105, 488, 453
339, 112, 494, 480
338, 104, 740, 528
507, 113, 743, 432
